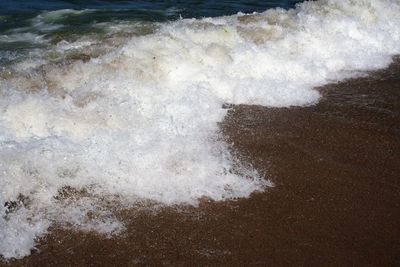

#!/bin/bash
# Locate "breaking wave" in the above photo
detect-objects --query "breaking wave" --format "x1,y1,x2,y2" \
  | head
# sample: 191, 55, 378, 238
1, 0, 399, 259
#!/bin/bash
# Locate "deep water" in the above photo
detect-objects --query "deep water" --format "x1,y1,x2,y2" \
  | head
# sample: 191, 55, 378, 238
0, 1, 302, 33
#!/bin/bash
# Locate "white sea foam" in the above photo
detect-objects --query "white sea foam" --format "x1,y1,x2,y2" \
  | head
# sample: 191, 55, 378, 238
1, 0, 400, 259
0, 32, 45, 44
32, 9, 95, 23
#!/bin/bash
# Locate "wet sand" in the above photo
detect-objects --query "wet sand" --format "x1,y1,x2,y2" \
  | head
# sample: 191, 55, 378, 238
3, 60, 400, 266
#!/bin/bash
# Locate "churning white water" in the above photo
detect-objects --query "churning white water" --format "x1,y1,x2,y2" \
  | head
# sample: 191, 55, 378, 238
1, 0, 400, 259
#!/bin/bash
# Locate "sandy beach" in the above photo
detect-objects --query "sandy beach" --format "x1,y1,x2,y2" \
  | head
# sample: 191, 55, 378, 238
3, 58, 399, 266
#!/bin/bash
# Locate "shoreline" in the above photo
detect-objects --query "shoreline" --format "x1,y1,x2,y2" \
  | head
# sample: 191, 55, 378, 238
3, 60, 400, 266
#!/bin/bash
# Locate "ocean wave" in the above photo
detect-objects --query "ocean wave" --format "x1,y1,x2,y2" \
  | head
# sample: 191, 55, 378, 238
1, 0, 399, 260
0, 32, 46, 44
33, 9, 95, 22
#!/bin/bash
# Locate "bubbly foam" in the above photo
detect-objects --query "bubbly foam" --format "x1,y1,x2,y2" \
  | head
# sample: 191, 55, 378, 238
1, 0, 400, 259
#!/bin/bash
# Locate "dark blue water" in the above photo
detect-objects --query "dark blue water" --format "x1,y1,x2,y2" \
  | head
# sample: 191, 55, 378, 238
0, 1, 303, 32
0, 0, 303, 63
0, 1, 302, 17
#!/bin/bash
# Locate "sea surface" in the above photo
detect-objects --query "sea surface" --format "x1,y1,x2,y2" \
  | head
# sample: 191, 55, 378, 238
0, 0, 301, 62
1, 0, 399, 261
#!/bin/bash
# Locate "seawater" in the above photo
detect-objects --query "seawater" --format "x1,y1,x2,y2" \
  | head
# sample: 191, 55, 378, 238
1, 0, 399, 260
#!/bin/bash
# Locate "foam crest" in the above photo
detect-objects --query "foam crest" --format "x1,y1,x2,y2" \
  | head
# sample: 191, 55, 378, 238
1, 0, 400, 260
0, 33, 45, 44
33, 9, 94, 23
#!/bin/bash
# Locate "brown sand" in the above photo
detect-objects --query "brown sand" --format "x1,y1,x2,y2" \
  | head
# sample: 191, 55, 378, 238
2, 60, 400, 266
